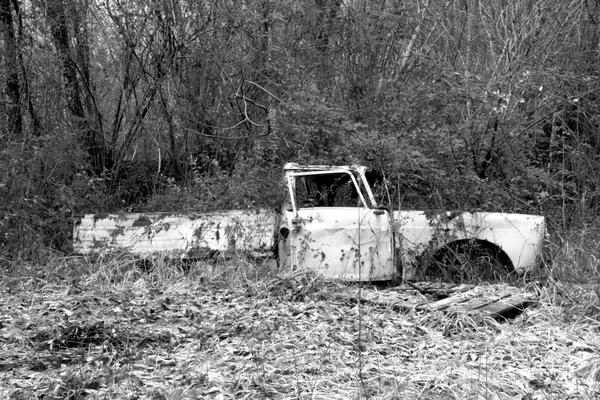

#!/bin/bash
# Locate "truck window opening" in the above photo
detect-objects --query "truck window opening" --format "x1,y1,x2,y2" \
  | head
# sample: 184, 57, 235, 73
295, 173, 362, 208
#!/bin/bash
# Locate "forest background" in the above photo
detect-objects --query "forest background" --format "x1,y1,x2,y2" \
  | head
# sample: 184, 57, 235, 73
1, 0, 599, 273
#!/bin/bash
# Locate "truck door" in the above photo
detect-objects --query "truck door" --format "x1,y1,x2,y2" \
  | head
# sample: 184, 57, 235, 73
283, 170, 395, 281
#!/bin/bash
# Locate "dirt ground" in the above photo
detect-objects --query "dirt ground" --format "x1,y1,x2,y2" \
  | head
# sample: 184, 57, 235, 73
1, 265, 599, 399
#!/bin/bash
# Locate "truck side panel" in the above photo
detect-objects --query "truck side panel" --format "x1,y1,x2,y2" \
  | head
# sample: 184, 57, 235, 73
393, 211, 546, 279
73, 210, 278, 258
281, 208, 395, 281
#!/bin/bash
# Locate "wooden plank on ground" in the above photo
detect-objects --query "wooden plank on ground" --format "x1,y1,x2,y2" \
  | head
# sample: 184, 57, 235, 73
476, 293, 533, 317
357, 289, 425, 312
405, 282, 473, 296
445, 289, 514, 313
415, 294, 462, 311
333, 284, 535, 319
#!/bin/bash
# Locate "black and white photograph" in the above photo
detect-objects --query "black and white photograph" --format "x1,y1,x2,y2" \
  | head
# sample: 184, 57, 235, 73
1, 1, 599, 398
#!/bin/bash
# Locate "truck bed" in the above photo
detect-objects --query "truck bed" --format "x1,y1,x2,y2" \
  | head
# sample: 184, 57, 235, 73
73, 210, 278, 258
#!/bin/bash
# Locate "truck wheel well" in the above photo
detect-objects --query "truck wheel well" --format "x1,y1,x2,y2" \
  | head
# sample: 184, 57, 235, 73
425, 239, 514, 283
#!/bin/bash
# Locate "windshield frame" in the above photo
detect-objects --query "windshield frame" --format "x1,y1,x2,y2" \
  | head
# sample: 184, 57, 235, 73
286, 170, 368, 214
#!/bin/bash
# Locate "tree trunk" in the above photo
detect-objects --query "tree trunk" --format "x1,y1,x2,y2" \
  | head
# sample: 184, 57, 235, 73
159, 86, 181, 177
46, 0, 108, 171
0, 0, 22, 137
12, 0, 41, 136
46, 0, 85, 119
314, 0, 342, 87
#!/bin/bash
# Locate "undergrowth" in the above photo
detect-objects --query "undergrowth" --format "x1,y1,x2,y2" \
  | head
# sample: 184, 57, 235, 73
544, 227, 600, 284
2, 250, 600, 399
19, 253, 332, 302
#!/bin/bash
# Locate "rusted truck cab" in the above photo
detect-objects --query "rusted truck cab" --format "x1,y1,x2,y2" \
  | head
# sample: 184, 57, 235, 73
278, 163, 396, 280
277, 163, 546, 282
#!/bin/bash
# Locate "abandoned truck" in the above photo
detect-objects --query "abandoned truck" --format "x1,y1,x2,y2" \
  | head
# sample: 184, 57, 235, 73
73, 163, 546, 282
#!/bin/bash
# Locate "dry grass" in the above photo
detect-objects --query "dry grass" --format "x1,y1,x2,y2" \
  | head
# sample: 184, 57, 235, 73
0, 254, 599, 399
542, 228, 600, 284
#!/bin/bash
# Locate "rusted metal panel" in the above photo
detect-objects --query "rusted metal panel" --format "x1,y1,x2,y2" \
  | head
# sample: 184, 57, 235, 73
73, 210, 277, 258
393, 211, 546, 280
282, 207, 395, 281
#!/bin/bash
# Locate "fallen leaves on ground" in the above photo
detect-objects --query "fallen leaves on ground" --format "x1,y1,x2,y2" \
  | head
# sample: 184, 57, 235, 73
0, 270, 599, 399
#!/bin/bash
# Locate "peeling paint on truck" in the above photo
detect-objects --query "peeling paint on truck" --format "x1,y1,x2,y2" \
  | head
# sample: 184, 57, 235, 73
74, 211, 277, 259
73, 163, 546, 282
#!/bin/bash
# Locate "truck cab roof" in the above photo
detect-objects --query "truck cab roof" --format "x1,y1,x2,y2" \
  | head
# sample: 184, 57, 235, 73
283, 163, 369, 175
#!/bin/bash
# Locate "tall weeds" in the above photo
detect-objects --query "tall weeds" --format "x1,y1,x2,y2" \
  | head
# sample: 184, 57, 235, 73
545, 227, 600, 284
